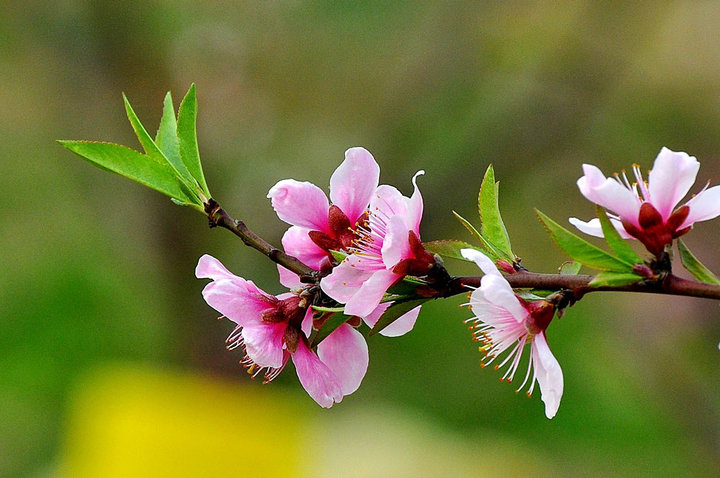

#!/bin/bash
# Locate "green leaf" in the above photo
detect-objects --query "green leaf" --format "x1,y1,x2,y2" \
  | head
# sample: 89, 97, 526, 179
478, 165, 514, 258
369, 299, 427, 336
423, 240, 476, 261
678, 239, 720, 285
535, 209, 634, 272
589, 271, 643, 287
330, 250, 348, 263
559, 261, 582, 275
452, 211, 508, 261
58, 141, 201, 210
596, 206, 642, 265
123, 93, 201, 204
155, 92, 188, 181
310, 312, 354, 347
177, 84, 210, 197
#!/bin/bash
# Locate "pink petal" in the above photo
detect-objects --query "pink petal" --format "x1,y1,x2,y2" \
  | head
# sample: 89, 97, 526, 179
195, 254, 236, 280
201, 279, 275, 327
277, 265, 303, 289
406, 171, 425, 234
568, 217, 633, 239
329, 147, 380, 224
317, 323, 368, 395
292, 340, 343, 408
281, 226, 327, 270
479, 274, 528, 323
381, 215, 413, 268
344, 269, 400, 317
379, 305, 421, 337
362, 302, 391, 329
301, 306, 314, 337
242, 321, 287, 369
681, 185, 720, 228
648, 147, 699, 221
577, 164, 641, 227
362, 302, 421, 336
460, 249, 502, 276
372, 185, 407, 218
268, 179, 330, 232
320, 255, 376, 303
532, 332, 564, 419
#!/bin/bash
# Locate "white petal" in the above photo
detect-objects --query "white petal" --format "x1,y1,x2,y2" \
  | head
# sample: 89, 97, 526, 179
577, 164, 641, 227
682, 185, 720, 228
568, 217, 633, 239
648, 147, 699, 221
460, 248, 501, 276
533, 333, 563, 419
479, 274, 527, 323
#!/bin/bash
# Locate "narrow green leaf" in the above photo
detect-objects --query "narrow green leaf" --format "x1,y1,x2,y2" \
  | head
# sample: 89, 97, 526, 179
177, 84, 210, 196
478, 165, 514, 258
559, 261, 582, 275
123, 93, 201, 204
596, 206, 642, 265
310, 305, 346, 314
155, 92, 188, 180
310, 312, 354, 347
589, 271, 643, 287
423, 240, 476, 261
58, 141, 201, 209
369, 299, 427, 336
535, 209, 634, 272
452, 211, 507, 261
678, 239, 720, 285
330, 250, 348, 263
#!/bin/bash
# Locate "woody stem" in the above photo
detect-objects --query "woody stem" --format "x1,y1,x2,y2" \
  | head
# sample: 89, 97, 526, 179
204, 198, 316, 281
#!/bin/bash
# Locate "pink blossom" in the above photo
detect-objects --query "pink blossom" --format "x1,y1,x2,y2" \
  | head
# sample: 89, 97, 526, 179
268, 147, 380, 270
195, 254, 368, 407
569, 147, 720, 256
320, 171, 434, 335
461, 248, 563, 419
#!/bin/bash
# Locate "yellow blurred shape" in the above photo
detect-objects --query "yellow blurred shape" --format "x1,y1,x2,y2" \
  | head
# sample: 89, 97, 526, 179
59, 364, 307, 477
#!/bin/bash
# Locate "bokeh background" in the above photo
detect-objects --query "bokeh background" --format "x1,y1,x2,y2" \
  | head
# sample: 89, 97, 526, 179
3, 1, 720, 476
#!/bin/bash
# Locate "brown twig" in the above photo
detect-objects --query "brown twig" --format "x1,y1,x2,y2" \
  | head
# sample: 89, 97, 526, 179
204, 198, 316, 281
446, 271, 720, 302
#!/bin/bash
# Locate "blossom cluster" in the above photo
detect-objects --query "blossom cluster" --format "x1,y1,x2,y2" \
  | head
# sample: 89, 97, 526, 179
196, 145, 719, 419
197, 148, 433, 407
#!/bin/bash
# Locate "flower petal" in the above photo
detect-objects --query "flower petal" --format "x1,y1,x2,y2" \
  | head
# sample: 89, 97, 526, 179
461, 248, 502, 276
371, 184, 407, 218
201, 279, 276, 327
242, 321, 287, 369
281, 226, 327, 270
317, 323, 369, 395
344, 269, 400, 317
648, 147, 699, 221
568, 217, 632, 239
681, 185, 720, 228
329, 147, 380, 224
406, 171, 425, 234
381, 215, 413, 268
292, 340, 343, 408
380, 305, 420, 337
479, 274, 528, 322
577, 164, 641, 227
532, 332, 563, 419
195, 254, 236, 280
277, 265, 304, 289
268, 179, 330, 232
320, 255, 376, 303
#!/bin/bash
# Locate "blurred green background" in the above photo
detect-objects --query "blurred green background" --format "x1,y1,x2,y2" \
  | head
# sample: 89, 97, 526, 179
3, 1, 720, 476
